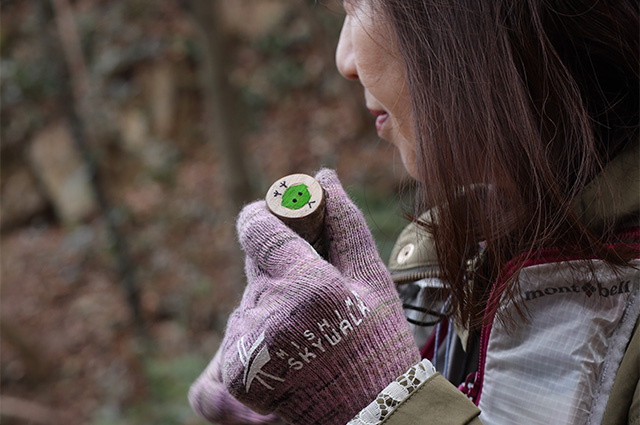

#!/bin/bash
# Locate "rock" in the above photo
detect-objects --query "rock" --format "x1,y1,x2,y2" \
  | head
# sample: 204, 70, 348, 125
118, 62, 181, 178
0, 167, 48, 230
149, 61, 176, 141
119, 107, 150, 154
27, 122, 97, 225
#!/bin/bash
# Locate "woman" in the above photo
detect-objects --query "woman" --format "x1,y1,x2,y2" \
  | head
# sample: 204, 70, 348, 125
190, 1, 639, 424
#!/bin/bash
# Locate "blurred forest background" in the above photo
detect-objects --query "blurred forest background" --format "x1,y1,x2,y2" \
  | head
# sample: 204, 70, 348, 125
0, 0, 413, 424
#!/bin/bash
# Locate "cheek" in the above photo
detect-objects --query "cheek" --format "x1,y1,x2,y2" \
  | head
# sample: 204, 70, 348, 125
397, 138, 419, 178
353, 47, 386, 87
394, 95, 414, 137
351, 23, 398, 91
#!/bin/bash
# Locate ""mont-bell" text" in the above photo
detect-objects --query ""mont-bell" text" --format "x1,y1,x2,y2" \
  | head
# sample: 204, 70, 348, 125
524, 280, 632, 301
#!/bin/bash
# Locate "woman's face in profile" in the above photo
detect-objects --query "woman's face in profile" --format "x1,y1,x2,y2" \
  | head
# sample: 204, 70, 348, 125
336, 0, 417, 177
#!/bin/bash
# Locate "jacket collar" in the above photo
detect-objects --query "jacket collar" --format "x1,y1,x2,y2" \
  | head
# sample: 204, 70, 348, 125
389, 144, 640, 276
573, 143, 640, 232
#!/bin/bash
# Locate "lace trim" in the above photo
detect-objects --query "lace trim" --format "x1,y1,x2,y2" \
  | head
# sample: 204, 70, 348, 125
347, 359, 436, 425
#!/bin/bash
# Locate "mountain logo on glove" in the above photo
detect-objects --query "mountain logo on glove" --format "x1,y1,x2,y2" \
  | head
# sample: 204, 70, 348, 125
238, 331, 285, 392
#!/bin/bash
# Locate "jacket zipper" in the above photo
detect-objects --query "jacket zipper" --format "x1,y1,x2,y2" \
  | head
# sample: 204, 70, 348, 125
391, 268, 442, 285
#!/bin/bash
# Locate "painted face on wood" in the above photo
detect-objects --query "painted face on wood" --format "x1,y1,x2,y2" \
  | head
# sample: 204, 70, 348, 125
281, 184, 313, 210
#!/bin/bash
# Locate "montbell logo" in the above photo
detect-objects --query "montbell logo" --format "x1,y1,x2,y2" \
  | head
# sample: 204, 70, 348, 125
524, 280, 632, 301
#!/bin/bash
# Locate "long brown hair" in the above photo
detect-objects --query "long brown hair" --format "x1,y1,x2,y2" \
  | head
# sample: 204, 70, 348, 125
378, 0, 639, 328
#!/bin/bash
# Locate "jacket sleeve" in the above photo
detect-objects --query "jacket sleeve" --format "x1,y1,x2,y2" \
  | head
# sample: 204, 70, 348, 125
384, 373, 482, 425
602, 315, 640, 425
348, 359, 482, 425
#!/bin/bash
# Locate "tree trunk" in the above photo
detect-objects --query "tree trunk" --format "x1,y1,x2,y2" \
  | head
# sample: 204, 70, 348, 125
50, 0, 142, 329
190, 0, 254, 213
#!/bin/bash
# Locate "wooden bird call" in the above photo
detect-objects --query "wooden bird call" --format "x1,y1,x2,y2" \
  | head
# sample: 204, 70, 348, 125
265, 173, 326, 254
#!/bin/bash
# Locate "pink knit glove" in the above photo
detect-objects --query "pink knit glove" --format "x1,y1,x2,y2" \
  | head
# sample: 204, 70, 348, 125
217, 169, 420, 425
189, 347, 282, 424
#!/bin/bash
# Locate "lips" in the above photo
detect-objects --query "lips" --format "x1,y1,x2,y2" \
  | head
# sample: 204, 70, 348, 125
368, 109, 389, 134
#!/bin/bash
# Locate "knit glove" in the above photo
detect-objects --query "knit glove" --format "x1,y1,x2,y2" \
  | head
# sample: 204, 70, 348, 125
218, 169, 421, 425
189, 347, 282, 424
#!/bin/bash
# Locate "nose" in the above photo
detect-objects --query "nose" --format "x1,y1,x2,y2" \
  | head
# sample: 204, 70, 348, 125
336, 16, 358, 81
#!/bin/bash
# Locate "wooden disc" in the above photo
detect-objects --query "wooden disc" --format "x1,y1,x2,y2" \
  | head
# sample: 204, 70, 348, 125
265, 173, 325, 244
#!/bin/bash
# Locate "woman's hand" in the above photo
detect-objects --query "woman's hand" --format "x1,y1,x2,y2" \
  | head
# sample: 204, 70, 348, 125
217, 169, 420, 425
189, 347, 282, 425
